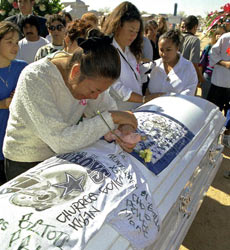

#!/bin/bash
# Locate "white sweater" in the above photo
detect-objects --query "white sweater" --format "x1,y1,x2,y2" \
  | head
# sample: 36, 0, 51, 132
3, 58, 117, 162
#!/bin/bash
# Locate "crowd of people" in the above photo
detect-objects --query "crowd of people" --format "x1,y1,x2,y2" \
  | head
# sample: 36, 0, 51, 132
0, 0, 230, 183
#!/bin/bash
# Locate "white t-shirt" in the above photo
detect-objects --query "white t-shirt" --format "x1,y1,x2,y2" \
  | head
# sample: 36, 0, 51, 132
210, 32, 230, 88
148, 54, 198, 95
16, 37, 49, 63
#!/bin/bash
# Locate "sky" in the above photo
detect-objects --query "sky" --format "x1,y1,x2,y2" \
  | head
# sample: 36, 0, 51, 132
84, 0, 230, 17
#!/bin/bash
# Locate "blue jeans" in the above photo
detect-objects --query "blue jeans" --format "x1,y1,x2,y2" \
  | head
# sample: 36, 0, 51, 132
225, 109, 230, 129
201, 72, 211, 99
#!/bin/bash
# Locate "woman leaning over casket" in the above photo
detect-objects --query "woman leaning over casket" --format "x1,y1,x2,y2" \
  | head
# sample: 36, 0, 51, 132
3, 36, 137, 181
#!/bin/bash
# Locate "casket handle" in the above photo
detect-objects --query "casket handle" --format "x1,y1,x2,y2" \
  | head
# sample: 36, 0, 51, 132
179, 195, 191, 218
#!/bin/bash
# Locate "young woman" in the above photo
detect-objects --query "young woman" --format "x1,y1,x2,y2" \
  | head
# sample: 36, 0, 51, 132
0, 21, 27, 183
143, 20, 160, 61
148, 30, 198, 95
3, 36, 138, 181
102, 1, 160, 111
157, 16, 168, 38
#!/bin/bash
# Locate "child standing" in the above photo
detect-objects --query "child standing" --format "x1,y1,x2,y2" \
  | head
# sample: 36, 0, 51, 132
0, 21, 27, 184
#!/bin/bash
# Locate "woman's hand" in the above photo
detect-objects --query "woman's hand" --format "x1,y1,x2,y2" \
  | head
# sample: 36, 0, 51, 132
145, 92, 165, 102
109, 110, 138, 130
104, 124, 141, 153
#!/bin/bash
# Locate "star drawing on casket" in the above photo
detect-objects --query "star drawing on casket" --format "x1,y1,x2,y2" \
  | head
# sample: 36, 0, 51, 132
52, 173, 85, 198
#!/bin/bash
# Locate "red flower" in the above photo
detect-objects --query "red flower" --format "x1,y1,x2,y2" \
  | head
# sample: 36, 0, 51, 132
12, 1, 18, 9
226, 48, 230, 56
223, 3, 230, 13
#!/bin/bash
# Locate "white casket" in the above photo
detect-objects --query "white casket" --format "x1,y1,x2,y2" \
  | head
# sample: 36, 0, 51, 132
0, 95, 225, 250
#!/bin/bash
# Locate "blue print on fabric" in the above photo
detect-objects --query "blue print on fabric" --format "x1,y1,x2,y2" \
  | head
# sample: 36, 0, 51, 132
131, 111, 194, 175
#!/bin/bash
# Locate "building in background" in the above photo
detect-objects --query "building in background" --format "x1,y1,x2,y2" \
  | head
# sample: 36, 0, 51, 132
61, 0, 88, 19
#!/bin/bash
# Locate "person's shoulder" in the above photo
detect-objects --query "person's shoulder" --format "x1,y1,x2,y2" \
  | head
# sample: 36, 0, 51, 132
39, 36, 49, 43
155, 57, 162, 66
5, 14, 18, 21
179, 54, 195, 67
10, 60, 28, 74
12, 59, 28, 67
221, 32, 230, 39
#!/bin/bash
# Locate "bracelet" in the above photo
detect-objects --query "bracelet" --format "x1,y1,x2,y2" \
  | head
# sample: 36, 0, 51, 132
142, 96, 146, 103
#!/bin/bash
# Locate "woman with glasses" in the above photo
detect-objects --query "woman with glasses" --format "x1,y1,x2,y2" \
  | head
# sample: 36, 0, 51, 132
3, 36, 138, 181
35, 14, 66, 61
0, 21, 27, 184
102, 1, 160, 111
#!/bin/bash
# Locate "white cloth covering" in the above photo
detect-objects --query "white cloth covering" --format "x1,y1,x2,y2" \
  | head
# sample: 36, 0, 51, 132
209, 32, 230, 88
16, 36, 49, 63
3, 57, 117, 162
148, 54, 197, 95
109, 39, 142, 111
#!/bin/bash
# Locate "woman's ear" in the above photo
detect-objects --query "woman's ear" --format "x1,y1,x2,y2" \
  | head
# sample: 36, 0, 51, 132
69, 64, 80, 81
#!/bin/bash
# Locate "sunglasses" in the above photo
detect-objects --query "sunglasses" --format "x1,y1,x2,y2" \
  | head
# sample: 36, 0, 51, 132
48, 24, 64, 31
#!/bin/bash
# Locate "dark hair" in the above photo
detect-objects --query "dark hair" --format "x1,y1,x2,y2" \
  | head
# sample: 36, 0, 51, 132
0, 21, 20, 40
184, 15, 199, 31
144, 20, 158, 34
21, 15, 40, 35
86, 28, 104, 38
102, 1, 143, 61
159, 29, 181, 48
46, 14, 66, 28
65, 19, 92, 43
59, 11, 73, 22
67, 37, 121, 82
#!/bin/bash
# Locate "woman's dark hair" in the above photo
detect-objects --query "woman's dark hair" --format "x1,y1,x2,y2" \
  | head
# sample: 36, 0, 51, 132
0, 21, 20, 40
46, 14, 66, 28
159, 29, 181, 48
21, 15, 40, 35
67, 36, 121, 82
101, 1, 143, 61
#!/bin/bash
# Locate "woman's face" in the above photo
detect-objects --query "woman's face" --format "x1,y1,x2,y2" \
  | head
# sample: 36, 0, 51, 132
115, 20, 140, 49
68, 69, 114, 100
158, 38, 178, 64
146, 24, 158, 38
158, 19, 164, 29
0, 31, 19, 63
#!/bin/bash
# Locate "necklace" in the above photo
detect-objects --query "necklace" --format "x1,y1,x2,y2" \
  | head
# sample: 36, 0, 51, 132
0, 63, 11, 88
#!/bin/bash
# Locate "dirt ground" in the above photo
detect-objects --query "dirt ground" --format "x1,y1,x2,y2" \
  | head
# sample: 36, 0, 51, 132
179, 33, 230, 250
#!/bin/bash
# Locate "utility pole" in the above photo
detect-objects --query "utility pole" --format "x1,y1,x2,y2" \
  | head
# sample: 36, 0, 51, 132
173, 3, 178, 29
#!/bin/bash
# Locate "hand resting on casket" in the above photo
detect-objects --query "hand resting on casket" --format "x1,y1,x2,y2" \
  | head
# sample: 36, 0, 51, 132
104, 124, 141, 152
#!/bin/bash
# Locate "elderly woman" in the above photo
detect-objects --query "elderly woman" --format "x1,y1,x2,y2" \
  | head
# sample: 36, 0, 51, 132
102, 1, 160, 111
3, 36, 137, 181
